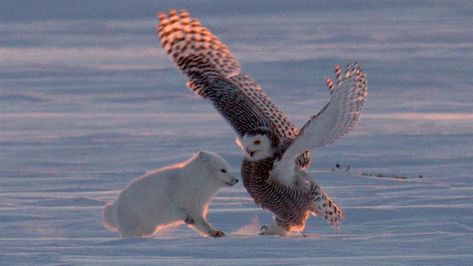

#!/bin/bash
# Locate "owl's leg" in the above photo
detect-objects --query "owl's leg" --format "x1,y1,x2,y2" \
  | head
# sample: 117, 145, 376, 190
260, 223, 289, 236
260, 219, 289, 236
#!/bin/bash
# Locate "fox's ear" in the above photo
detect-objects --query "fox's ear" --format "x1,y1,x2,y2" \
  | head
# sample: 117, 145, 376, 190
197, 151, 210, 162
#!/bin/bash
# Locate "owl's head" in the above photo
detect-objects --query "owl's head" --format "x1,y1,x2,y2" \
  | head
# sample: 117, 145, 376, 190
236, 127, 280, 161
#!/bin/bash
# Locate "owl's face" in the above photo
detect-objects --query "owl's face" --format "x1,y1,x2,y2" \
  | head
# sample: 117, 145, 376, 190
237, 133, 274, 161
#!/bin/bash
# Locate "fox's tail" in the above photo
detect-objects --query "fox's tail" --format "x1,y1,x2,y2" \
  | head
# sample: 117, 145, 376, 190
103, 201, 119, 231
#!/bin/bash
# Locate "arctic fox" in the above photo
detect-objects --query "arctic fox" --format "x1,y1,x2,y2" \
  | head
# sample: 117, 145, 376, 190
103, 151, 238, 238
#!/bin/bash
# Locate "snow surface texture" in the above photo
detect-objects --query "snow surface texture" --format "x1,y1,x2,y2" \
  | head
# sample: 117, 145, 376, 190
1, 1, 473, 265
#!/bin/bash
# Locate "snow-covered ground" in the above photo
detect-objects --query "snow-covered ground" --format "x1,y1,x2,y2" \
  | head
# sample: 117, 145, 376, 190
1, 1, 472, 265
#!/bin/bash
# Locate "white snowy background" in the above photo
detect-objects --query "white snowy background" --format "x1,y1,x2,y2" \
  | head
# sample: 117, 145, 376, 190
1, 0, 472, 265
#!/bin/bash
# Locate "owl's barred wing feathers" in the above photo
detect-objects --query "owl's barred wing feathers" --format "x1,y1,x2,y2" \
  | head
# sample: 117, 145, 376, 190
157, 9, 299, 139
298, 63, 367, 148
273, 64, 367, 185
157, 9, 240, 78
190, 74, 273, 136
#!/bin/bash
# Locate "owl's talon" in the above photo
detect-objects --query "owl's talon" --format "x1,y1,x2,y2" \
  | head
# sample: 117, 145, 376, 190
259, 225, 268, 235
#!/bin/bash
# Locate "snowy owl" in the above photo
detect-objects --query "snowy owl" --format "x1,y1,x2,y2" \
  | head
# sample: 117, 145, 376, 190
157, 9, 367, 236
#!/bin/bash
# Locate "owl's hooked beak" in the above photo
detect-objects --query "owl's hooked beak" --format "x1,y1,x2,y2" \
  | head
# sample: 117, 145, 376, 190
246, 148, 256, 157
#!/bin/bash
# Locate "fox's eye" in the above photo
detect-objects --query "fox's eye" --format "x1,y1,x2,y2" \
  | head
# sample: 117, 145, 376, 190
254, 140, 261, 145
220, 169, 227, 173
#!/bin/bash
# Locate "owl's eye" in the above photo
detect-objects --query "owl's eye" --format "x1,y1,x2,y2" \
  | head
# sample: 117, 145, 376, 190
220, 169, 227, 173
254, 140, 261, 145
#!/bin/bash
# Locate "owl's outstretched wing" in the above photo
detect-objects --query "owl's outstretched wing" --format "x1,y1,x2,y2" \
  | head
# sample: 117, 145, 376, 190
157, 9, 298, 139
272, 64, 368, 185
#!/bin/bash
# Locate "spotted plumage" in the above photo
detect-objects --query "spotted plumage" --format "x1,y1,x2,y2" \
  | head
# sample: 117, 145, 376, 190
242, 157, 342, 232
157, 10, 300, 141
157, 9, 367, 235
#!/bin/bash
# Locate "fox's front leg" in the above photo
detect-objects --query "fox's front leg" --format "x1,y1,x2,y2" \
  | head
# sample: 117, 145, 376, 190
185, 214, 224, 237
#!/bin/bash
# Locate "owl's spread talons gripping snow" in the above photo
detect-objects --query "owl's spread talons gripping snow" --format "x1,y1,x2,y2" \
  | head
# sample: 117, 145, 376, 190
157, 9, 367, 236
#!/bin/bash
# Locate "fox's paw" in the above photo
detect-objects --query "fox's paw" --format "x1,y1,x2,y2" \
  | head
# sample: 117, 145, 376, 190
209, 230, 225, 237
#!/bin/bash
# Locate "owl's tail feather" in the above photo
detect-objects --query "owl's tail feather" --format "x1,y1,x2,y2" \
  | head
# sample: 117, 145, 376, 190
310, 186, 344, 228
